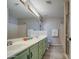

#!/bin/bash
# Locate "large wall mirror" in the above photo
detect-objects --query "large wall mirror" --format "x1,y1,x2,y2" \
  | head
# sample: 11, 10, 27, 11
7, 0, 40, 39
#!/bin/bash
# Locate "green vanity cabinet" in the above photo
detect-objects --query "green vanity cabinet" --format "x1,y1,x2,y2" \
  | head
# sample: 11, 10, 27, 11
14, 49, 30, 59
30, 43, 39, 59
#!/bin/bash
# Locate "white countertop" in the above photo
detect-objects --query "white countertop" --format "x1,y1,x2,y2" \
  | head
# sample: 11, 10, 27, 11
7, 35, 47, 58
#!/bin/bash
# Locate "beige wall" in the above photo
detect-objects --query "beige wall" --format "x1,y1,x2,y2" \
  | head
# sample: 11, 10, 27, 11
18, 17, 40, 34
7, 16, 39, 39
17, 17, 39, 37
42, 17, 64, 45
8, 18, 27, 39
7, 16, 18, 39
17, 19, 27, 37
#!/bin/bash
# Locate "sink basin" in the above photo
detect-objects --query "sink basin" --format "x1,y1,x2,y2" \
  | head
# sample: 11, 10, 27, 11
7, 44, 27, 58
7, 44, 25, 51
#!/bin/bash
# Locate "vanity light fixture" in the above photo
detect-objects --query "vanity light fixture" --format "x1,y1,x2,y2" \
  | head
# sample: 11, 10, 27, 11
28, 5, 40, 17
20, 0, 27, 5
20, 0, 41, 18
46, 0, 52, 4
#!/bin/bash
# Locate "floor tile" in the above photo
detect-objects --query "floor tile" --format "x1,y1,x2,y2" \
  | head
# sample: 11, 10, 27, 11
43, 46, 66, 59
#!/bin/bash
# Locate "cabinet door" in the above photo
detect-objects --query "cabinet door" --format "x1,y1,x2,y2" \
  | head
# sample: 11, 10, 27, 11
44, 38, 48, 50
42, 39, 46, 54
30, 43, 39, 59
38, 40, 43, 59
14, 49, 29, 59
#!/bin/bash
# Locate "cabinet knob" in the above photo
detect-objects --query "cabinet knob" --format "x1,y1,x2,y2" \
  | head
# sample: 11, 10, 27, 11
10, 56, 16, 59
27, 55, 30, 59
30, 52, 33, 58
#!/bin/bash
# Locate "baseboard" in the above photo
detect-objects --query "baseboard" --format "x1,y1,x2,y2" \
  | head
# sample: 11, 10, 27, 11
50, 44, 64, 46
64, 53, 69, 59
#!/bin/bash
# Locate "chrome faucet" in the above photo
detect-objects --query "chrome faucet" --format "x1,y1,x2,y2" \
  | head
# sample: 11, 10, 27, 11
7, 41, 13, 46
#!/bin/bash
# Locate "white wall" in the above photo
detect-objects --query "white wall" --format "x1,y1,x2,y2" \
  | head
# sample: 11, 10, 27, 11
20, 17, 64, 45
8, 16, 18, 39
25, 18, 40, 30
7, 16, 40, 39
17, 24, 26, 37
17, 17, 40, 37
7, 16, 64, 44
43, 17, 64, 45
8, 17, 27, 39
17, 19, 27, 37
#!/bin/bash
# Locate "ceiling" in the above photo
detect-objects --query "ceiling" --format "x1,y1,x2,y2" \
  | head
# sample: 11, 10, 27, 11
30, 0, 64, 18
7, 0, 35, 19
7, 0, 64, 19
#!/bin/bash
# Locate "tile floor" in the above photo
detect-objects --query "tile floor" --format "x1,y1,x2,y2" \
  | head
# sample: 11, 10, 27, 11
43, 45, 66, 59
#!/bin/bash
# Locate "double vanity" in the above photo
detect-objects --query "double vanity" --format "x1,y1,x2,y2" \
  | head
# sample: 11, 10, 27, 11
7, 35, 47, 59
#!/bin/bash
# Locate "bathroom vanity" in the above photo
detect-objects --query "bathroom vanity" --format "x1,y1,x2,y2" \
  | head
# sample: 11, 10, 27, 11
7, 35, 47, 59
